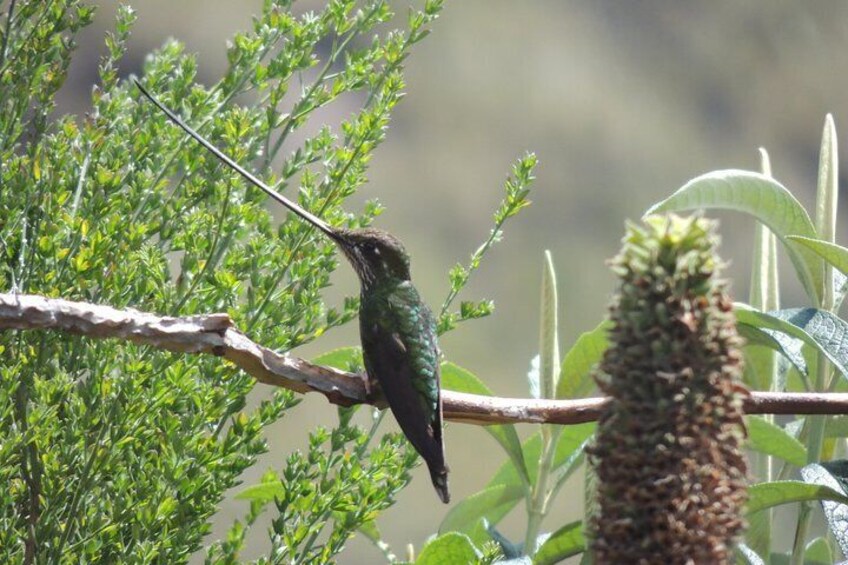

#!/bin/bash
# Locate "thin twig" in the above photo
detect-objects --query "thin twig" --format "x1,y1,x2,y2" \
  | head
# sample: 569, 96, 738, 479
3, 292, 848, 424
0, 0, 17, 74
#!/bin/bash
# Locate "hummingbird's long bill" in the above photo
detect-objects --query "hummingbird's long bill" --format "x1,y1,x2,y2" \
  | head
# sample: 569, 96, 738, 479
133, 79, 337, 239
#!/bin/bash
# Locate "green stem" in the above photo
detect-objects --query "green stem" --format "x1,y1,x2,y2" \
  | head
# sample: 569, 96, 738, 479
0, 0, 17, 73
793, 116, 839, 564
791, 360, 830, 565
172, 180, 233, 314
524, 425, 561, 555
246, 117, 373, 332
438, 219, 505, 321
261, 13, 369, 171
15, 352, 39, 565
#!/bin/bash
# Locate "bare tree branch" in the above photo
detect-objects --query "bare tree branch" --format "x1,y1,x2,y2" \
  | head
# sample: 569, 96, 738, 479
3, 292, 848, 425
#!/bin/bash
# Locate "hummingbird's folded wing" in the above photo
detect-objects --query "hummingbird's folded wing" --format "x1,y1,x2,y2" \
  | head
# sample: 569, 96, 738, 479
360, 281, 445, 467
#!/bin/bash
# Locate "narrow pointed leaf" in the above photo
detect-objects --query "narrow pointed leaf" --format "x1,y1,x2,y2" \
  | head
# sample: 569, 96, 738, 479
539, 250, 560, 399
788, 237, 848, 277
441, 362, 530, 487
747, 160, 780, 394
770, 308, 848, 382
556, 320, 610, 399
746, 416, 807, 467
737, 322, 806, 377
527, 355, 541, 400
533, 521, 585, 564
646, 170, 820, 300
749, 148, 780, 312
747, 480, 848, 514
735, 305, 848, 381
550, 437, 590, 495
814, 115, 838, 311
787, 236, 848, 309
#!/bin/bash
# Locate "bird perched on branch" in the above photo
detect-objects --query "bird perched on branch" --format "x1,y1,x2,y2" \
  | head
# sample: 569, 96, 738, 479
135, 79, 449, 503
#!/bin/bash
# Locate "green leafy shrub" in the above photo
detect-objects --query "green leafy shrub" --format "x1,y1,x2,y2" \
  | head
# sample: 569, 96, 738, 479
0, 0, 538, 561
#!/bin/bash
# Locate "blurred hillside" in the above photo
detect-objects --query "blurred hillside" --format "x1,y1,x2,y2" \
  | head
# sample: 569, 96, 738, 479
57, 1, 848, 561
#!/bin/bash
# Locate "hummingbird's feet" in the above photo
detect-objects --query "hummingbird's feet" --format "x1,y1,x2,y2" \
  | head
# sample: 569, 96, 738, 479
359, 371, 381, 401
360, 372, 374, 397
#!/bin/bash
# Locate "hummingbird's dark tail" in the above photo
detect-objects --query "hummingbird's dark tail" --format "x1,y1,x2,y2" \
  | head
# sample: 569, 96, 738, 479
429, 464, 450, 504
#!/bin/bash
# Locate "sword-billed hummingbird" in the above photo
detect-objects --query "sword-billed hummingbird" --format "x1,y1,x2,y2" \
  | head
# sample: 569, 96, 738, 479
135, 80, 450, 503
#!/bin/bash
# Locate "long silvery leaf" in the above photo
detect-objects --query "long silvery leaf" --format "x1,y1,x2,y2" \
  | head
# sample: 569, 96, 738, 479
539, 250, 560, 399
787, 236, 848, 309
769, 308, 848, 382
747, 480, 848, 514
646, 170, 820, 302
801, 462, 848, 557
736, 322, 806, 377
814, 115, 838, 311
735, 305, 848, 381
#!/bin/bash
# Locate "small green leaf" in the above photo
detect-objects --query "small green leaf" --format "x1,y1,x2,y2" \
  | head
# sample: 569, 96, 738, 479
235, 478, 284, 503
415, 532, 479, 565
804, 537, 833, 565
747, 480, 848, 514
312, 346, 363, 372
358, 520, 381, 543
533, 521, 585, 564
556, 320, 609, 399
746, 416, 807, 467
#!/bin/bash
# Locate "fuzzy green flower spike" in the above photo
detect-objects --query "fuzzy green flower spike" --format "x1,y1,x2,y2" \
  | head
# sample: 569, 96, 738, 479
589, 214, 748, 564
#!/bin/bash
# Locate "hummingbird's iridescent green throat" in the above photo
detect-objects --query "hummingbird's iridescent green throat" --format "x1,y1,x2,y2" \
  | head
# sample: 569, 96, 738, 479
135, 80, 450, 504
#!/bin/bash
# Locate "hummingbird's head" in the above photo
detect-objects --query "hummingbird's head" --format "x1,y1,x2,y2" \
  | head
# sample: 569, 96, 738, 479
333, 227, 411, 287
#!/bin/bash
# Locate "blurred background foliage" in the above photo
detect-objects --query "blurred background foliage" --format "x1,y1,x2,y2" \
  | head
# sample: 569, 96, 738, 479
50, 1, 848, 561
